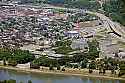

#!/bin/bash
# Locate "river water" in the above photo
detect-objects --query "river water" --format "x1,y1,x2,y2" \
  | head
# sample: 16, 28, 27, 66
0, 69, 125, 83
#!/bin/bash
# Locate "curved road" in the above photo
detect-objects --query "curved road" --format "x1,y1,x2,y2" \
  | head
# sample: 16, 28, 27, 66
86, 11, 125, 41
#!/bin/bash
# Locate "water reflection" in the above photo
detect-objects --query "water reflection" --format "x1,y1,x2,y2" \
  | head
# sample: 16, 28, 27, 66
0, 69, 125, 83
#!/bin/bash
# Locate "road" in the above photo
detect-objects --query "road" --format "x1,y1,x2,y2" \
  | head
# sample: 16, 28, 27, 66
88, 11, 125, 41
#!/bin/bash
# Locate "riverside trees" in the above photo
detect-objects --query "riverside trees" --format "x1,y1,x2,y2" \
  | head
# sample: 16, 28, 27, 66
118, 61, 125, 77
0, 79, 33, 83
0, 48, 34, 65
0, 79, 16, 83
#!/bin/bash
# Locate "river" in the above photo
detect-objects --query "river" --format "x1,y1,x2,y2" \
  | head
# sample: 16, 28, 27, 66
0, 69, 125, 83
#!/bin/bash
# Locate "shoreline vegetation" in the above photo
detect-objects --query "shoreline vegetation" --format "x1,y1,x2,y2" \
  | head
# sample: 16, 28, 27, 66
0, 66, 125, 81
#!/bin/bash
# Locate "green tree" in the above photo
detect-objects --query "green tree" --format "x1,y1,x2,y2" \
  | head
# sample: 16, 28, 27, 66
20, 81, 23, 83
118, 62, 125, 77
61, 67, 65, 71
89, 61, 96, 69
87, 39, 100, 60
3, 57, 6, 66
49, 64, 54, 70
0, 48, 34, 64
8, 58, 17, 66
103, 0, 125, 26
28, 80, 32, 83
57, 64, 61, 70
80, 59, 88, 69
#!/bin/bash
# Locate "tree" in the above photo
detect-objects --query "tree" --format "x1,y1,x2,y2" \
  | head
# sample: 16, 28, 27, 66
32, 56, 58, 67
57, 64, 61, 70
89, 61, 96, 69
30, 61, 40, 69
20, 81, 23, 83
103, 0, 125, 26
0, 79, 16, 83
89, 69, 93, 73
53, 40, 74, 54
61, 67, 65, 71
65, 0, 100, 10
118, 62, 125, 77
0, 48, 34, 64
8, 58, 17, 66
49, 64, 54, 70
102, 66, 106, 75
28, 80, 32, 83
58, 56, 71, 66
87, 39, 100, 60
3, 57, 6, 66
80, 59, 88, 69
74, 64, 79, 69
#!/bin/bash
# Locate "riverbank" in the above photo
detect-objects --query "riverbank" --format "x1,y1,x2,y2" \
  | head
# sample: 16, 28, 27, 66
0, 66, 125, 81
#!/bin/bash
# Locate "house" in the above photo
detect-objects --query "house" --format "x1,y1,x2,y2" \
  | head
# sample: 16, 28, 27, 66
65, 31, 79, 38
71, 38, 88, 50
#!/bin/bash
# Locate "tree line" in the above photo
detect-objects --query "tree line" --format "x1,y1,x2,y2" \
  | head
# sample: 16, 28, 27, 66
0, 48, 34, 66
103, 0, 125, 26
0, 79, 32, 83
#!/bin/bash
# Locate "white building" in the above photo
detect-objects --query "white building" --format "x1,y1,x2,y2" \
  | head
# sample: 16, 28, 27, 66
71, 38, 88, 50
65, 31, 79, 38
16, 62, 30, 69
118, 52, 125, 59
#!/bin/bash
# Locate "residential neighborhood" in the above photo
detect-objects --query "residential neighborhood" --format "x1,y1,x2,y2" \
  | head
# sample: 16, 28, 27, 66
0, 0, 125, 83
